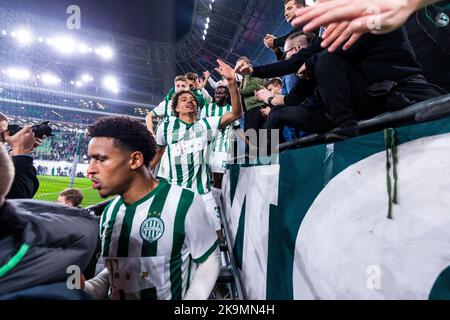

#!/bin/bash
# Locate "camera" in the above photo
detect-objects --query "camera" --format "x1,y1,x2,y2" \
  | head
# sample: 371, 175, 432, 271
7, 121, 53, 139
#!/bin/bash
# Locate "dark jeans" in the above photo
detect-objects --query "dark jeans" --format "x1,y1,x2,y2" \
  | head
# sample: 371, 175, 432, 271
266, 103, 334, 135
314, 54, 443, 125
244, 107, 267, 148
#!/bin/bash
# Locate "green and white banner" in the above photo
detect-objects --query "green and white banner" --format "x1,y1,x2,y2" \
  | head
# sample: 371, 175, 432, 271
223, 117, 450, 300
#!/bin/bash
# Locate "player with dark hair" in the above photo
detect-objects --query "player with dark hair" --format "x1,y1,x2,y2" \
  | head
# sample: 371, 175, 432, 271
83, 116, 220, 300
151, 60, 243, 238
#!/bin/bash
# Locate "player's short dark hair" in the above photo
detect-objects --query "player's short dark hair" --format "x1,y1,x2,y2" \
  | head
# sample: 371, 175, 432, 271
171, 90, 199, 118
287, 31, 315, 44
236, 56, 251, 65
60, 188, 83, 207
87, 116, 156, 167
267, 78, 283, 88
284, 0, 306, 7
185, 72, 199, 82
215, 85, 230, 95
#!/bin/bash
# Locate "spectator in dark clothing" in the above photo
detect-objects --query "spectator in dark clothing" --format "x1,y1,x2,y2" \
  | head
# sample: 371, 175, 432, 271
263, 0, 306, 60
0, 140, 99, 297
238, 27, 443, 138
405, 4, 450, 92
0, 113, 41, 199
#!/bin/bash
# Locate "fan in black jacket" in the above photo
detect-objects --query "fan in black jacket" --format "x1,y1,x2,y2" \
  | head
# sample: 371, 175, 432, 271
238, 27, 443, 137
0, 142, 99, 297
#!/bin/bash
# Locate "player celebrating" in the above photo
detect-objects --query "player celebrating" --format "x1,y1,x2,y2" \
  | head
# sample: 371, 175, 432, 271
201, 85, 236, 205
150, 60, 243, 237
84, 116, 220, 300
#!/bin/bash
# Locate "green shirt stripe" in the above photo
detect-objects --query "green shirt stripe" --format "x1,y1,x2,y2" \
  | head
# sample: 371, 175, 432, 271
116, 206, 137, 257
141, 181, 171, 257
102, 198, 123, 257
193, 239, 219, 263
100, 200, 114, 236
170, 189, 195, 300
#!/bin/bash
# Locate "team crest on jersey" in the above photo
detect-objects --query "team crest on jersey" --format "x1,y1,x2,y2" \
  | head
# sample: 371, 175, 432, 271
140, 217, 165, 243
193, 123, 205, 135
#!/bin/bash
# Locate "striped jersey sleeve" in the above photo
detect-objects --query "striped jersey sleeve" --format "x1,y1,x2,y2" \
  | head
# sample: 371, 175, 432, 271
152, 100, 165, 117
155, 122, 167, 147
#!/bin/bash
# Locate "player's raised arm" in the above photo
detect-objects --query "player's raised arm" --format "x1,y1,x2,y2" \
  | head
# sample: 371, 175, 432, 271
215, 59, 243, 129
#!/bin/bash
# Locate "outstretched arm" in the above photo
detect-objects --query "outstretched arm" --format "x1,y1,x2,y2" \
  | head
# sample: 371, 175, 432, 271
183, 248, 221, 300
293, 0, 441, 48
215, 60, 244, 129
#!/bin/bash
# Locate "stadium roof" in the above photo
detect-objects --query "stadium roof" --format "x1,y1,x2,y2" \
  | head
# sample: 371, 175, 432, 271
0, 0, 289, 106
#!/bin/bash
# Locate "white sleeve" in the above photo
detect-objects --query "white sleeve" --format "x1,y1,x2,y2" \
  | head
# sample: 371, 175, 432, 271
183, 248, 221, 300
152, 101, 166, 117
155, 122, 167, 147
185, 194, 219, 262
84, 268, 110, 300
201, 88, 213, 103
207, 77, 218, 90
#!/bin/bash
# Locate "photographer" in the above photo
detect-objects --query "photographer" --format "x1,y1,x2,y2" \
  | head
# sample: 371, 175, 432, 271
0, 113, 46, 199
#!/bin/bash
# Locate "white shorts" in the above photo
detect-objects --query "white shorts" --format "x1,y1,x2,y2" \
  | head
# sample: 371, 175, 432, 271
209, 151, 228, 174
201, 192, 222, 231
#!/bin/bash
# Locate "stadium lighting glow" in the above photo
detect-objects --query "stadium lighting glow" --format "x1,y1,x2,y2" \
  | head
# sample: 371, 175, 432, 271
103, 76, 119, 93
75, 80, 83, 87
15, 29, 33, 45
204, 29, 207, 35
81, 74, 94, 82
6, 67, 31, 80
10, 32, 17, 38
38, 37, 44, 43
209, 4, 212, 10
2, 30, 6, 36
205, 23, 209, 29
202, 35, 206, 41
40, 73, 61, 85
207, 17, 210, 23
96, 46, 114, 60
52, 36, 75, 54
78, 43, 89, 54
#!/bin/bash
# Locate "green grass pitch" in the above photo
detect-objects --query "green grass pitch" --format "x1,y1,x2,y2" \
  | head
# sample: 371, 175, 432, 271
34, 176, 109, 207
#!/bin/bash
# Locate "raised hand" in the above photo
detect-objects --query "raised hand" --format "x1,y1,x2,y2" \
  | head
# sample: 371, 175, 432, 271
216, 59, 236, 82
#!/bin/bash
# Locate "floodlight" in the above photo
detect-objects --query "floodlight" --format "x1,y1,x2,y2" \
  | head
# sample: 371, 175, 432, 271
96, 46, 114, 60
15, 29, 33, 45
41, 73, 61, 85
6, 67, 31, 80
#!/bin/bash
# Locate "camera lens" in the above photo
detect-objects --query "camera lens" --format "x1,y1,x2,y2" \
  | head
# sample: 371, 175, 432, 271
31, 122, 52, 139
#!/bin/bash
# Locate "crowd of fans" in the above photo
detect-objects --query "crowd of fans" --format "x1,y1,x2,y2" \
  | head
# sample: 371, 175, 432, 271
32, 131, 89, 163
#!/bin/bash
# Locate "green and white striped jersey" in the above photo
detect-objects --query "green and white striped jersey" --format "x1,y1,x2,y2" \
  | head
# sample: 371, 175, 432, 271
100, 180, 218, 300
151, 98, 175, 118
201, 102, 233, 153
156, 116, 222, 195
